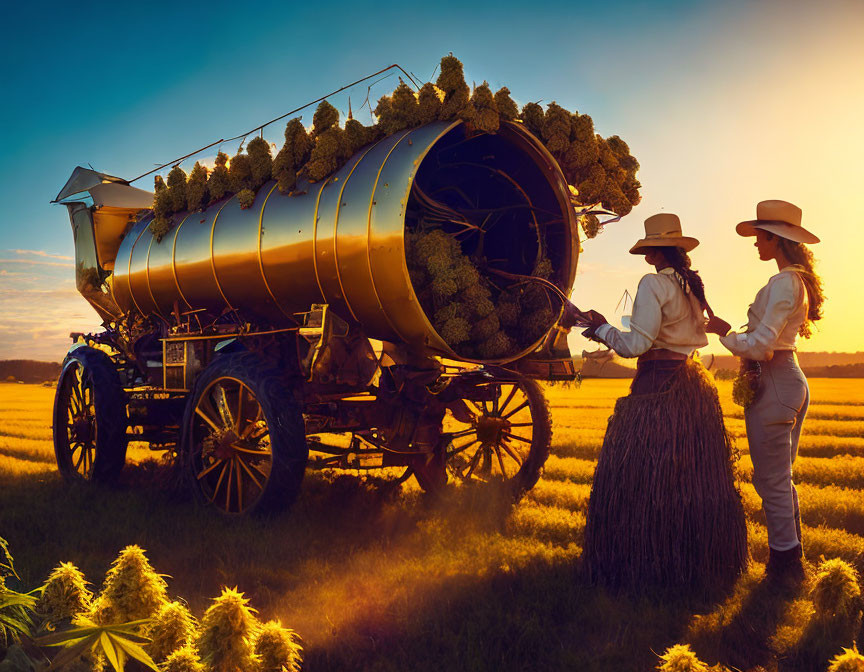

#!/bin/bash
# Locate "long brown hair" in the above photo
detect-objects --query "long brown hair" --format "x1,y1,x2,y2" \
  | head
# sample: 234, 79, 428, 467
658, 246, 713, 317
776, 236, 824, 338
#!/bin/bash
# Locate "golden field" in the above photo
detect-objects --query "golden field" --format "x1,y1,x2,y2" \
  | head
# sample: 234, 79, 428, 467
1, 378, 863, 671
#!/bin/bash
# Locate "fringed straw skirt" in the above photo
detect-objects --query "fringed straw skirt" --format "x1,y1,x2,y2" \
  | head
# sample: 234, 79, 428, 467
582, 357, 748, 596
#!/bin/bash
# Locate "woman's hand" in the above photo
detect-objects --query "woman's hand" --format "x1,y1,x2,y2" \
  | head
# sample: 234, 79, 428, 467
706, 315, 732, 336
559, 302, 585, 329
581, 309, 608, 340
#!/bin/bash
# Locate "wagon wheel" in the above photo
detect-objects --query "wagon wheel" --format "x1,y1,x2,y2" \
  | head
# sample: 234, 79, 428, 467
419, 376, 551, 497
182, 353, 307, 516
53, 346, 127, 483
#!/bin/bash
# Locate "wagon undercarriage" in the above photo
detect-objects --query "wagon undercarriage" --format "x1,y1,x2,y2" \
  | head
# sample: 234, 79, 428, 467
52, 118, 577, 516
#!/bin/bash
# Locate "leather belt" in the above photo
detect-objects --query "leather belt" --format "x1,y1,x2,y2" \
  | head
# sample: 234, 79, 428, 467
638, 348, 688, 362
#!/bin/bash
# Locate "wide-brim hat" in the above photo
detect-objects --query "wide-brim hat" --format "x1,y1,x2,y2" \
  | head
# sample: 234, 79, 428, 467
736, 200, 819, 244
629, 213, 699, 255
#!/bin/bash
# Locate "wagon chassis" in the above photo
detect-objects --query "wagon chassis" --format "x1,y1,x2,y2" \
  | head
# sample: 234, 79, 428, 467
54, 306, 557, 515
51, 119, 579, 515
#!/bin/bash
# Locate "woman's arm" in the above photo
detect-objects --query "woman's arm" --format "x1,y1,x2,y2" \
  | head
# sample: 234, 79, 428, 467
719, 273, 799, 360
593, 275, 663, 358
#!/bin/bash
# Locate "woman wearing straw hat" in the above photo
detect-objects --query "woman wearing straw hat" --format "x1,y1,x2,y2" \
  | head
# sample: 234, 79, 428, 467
565, 213, 748, 596
707, 200, 824, 586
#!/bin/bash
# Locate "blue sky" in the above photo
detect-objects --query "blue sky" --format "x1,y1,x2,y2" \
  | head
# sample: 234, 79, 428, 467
1, 0, 862, 359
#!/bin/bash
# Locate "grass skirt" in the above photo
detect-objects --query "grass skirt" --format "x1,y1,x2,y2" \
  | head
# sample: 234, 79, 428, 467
582, 358, 748, 596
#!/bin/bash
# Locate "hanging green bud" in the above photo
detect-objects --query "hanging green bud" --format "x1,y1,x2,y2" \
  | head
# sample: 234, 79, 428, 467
390, 79, 420, 132
470, 81, 499, 133
581, 214, 602, 239
542, 102, 571, 156
344, 118, 369, 156
274, 163, 297, 195
373, 95, 393, 129
306, 127, 345, 182
229, 151, 253, 193
437, 317, 471, 345
417, 82, 443, 124
311, 100, 339, 138
207, 151, 231, 202
606, 134, 641, 208
167, 165, 188, 213
287, 119, 312, 164
577, 163, 606, 206
91, 545, 168, 624
494, 87, 519, 121
478, 332, 513, 359
151, 186, 174, 241
471, 312, 501, 341
35, 562, 92, 625
146, 601, 197, 663
247, 136, 273, 190
273, 119, 311, 194
519, 102, 545, 138
562, 113, 599, 185
237, 188, 256, 209
436, 54, 471, 121
154, 174, 166, 193
162, 647, 205, 672
254, 620, 303, 672
196, 587, 259, 672
186, 162, 209, 211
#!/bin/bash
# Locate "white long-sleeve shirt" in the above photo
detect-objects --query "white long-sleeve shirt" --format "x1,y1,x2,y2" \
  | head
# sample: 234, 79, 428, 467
719, 266, 808, 361
594, 267, 709, 358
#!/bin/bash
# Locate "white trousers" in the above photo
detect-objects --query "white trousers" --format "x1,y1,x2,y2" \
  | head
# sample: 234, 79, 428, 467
744, 351, 809, 552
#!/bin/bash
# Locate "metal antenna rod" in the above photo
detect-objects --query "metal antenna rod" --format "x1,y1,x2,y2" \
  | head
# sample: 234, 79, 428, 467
129, 63, 419, 185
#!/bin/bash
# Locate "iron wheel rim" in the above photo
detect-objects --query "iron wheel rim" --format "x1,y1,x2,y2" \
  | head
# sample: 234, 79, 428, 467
190, 376, 272, 514
58, 361, 98, 480
442, 381, 535, 485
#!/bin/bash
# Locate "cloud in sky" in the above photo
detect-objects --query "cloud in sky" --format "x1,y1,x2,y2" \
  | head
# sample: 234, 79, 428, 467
8, 249, 73, 261
0, 258, 73, 267
0, 255, 100, 362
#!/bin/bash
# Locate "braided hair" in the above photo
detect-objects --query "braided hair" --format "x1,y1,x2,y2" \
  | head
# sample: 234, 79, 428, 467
658, 246, 713, 317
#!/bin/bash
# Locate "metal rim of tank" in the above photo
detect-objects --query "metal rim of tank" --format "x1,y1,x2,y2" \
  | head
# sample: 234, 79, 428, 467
397, 120, 579, 365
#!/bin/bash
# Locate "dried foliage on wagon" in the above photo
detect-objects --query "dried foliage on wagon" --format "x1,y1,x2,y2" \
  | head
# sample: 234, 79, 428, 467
146, 53, 640, 246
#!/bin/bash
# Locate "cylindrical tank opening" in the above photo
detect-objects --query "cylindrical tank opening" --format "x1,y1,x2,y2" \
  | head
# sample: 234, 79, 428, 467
405, 124, 572, 361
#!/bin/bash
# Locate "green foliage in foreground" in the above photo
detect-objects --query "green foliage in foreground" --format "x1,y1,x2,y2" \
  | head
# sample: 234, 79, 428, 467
0, 536, 37, 652
0, 542, 303, 672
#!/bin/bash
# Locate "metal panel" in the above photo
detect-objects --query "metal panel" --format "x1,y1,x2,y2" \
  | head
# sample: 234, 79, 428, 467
112, 217, 150, 313
368, 122, 457, 350
337, 128, 416, 341
128, 215, 165, 316
148, 213, 190, 316
212, 182, 283, 322
109, 120, 578, 362
259, 181, 326, 316
172, 199, 229, 315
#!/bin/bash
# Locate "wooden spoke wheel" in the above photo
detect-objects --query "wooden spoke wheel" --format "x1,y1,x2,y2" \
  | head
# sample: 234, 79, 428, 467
53, 346, 127, 483
428, 376, 551, 496
183, 353, 307, 516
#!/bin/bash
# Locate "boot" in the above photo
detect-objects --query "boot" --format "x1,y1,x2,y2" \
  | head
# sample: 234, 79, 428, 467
766, 544, 805, 591
794, 509, 804, 554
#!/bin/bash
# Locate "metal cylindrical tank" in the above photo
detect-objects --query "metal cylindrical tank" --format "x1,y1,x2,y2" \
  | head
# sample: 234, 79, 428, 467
110, 120, 579, 361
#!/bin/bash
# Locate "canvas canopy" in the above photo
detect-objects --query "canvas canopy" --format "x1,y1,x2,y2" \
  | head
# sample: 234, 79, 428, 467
53, 166, 153, 208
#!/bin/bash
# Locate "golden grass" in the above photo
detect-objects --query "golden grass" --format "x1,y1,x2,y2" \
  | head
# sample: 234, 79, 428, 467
1, 377, 863, 671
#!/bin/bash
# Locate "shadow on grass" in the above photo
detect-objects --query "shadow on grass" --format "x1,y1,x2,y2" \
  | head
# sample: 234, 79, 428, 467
304, 561, 702, 672
783, 610, 862, 671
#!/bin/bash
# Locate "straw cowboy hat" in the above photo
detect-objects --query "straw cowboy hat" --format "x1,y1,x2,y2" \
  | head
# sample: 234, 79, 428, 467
629, 213, 699, 255
736, 200, 820, 244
